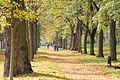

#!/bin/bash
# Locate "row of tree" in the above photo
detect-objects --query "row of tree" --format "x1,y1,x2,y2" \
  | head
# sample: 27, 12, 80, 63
0, 0, 42, 78
0, 0, 120, 79
41, 0, 120, 61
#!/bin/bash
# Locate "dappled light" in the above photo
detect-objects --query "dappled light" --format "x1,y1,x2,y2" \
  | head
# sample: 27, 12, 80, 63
0, 0, 120, 80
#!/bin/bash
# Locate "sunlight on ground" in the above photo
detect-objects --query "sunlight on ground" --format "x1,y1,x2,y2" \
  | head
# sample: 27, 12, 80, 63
1, 45, 120, 80
0, 49, 71, 80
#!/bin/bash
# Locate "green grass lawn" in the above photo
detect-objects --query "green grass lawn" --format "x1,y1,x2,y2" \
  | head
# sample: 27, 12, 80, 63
78, 43, 120, 78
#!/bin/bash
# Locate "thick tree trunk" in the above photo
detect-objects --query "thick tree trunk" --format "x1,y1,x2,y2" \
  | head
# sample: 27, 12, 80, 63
69, 25, 74, 50
65, 39, 67, 49
89, 27, 97, 55
71, 33, 77, 50
4, 19, 33, 77
89, 34, 95, 55
78, 21, 82, 53
62, 39, 64, 49
97, 30, 104, 57
33, 20, 38, 55
109, 19, 117, 60
4, 27, 11, 77
83, 30, 88, 54
59, 37, 62, 48
69, 34, 73, 50
28, 21, 34, 60
74, 35, 79, 51
74, 22, 80, 51
37, 24, 40, 48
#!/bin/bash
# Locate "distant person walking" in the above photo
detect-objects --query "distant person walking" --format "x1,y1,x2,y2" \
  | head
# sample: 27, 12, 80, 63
54, 44, 57, 51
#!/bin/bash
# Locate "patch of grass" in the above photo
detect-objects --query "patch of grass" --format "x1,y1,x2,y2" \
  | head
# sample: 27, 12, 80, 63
53, 43, 120, 79
0, 52, 71, 80
79, 43, 120, 78
0, 49, 5, 54
77, 54, 106, 63
37, 47, 46, 52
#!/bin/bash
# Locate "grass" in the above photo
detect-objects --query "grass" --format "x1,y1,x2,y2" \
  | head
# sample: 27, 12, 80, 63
1, 43, 120, 79
0, 47, 71, 80
45, 43, 120, 79
0, 49, 5, 54
77, 43, 120, 78
39, 43, 120, 79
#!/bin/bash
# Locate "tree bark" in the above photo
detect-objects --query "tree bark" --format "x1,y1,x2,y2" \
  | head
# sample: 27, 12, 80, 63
28, 21, 34, 60
4, 19, 33, 77
62, 39, 65, 49
109, 19, 117, 60
83, 30, 88, 54
69, 25, 74, 50
71, 33, 77, 50
33, 20, 38, 55
89, 34, 95, 55
4, 27, 11, 77
59, 37, 62, 48
37, 23, 40, 48
97, 30, 104, 57
89, 27, 97, 55
78, 21, 82, 53
65, 39, 67, 49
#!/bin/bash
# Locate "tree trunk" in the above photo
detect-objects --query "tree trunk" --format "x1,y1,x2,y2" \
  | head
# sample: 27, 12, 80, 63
74, 35, 79, 51
78, 21, 82, 53
83, 30, 88, 54
74, 21, 80, 51
89, 27, 97, 55
71, 33, 77, 50
4, 19, 33, 77
4, 27, 11, 77
109, 19, 117, 60
37, 24, 40, 48
69, 34, 73, 50
62, 39, 64, 49
59, 37, 62, 48
28, 21, 34, 60
69, 24, 74, 50
97, 30, 104, 57
89, 34, 95, 55
33, 20, 38, 55
65, 39, 67, 49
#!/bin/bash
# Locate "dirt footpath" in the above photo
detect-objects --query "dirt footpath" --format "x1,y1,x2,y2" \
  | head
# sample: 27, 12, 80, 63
38, 49, 119, 80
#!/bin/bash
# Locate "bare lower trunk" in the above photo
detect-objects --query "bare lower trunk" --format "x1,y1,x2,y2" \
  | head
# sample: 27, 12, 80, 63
4, 27, 11, 77
83, 30, 88, 54
109, 19, 117, 60
62, 39, 64, 49
59, 37, 62, 48
89, 27, 97, 55
89, 34, 95, 55
71, 33, 77, 50
78, 21, 82, 53
69, 35, 72, 50
28, 21, 34, 60
65, 39, 67, 49
4, 19, 33, 77
33, 20, 38, 55
97, 30, 104, 57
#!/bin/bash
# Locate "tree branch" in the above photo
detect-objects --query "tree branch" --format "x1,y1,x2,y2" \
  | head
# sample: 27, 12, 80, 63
92, 1, 99, 11
77, 17, 87, 28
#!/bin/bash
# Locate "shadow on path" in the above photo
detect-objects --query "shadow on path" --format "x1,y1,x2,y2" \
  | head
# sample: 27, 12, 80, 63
17, 72, 70, 80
